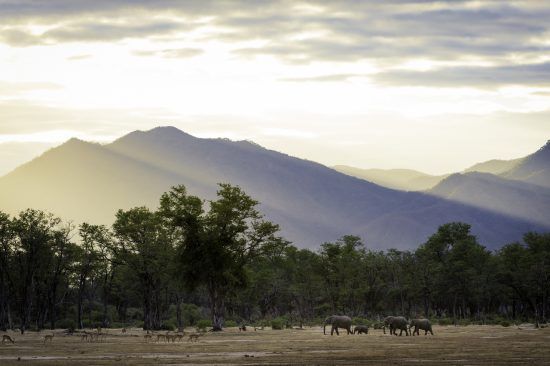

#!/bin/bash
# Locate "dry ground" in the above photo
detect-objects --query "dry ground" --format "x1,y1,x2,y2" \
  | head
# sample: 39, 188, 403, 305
1, 325, 549, 365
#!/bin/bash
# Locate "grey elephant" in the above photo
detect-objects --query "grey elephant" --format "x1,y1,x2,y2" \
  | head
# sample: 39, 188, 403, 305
409, 318, 433, 335
353, 325, 369, 334
323, 315, 353, 335
383, 316, 395, 335
388, 316, 409, 336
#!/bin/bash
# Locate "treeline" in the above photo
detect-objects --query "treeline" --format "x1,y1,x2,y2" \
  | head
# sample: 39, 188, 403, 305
0, 184, 548, 333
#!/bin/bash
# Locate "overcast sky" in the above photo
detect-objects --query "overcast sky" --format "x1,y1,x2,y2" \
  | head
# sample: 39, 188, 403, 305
0, 0, 549, 176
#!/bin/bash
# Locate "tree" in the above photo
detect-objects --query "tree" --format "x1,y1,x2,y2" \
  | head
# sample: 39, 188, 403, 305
11, 209, 60, 333
113, 207, 173, 330
160, 184, 285, 330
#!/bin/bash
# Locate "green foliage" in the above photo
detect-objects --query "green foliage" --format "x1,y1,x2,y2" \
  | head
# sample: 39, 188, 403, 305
196, 319, 211, 332
160, 320, 176, 331
0, 192, 549, 335
437, 318, 454, 326
56, 318, 76, 330
182, 303, 202, 326
353, 317, 371, 326
225, 320, 238, 327
271, 319, 284, 330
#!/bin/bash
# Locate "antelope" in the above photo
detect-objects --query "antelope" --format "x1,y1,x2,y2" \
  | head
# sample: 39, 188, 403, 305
144, 334, 152, 342
175, 334, 184, 342
156, 334, 166, 342
121, 328, 127, 334
80, 334, 88, 342
2, 335, 15, 344
187, 333, 201, 342
43, 334, 54, 344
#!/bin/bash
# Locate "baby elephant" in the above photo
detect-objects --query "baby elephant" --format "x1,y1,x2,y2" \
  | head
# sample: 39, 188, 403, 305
409, 319, 433, 336
353, 325, 369, 334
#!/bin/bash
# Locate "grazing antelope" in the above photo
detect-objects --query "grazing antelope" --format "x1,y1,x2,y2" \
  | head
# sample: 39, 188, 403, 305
43, 334, 54, 344
80, 333, 88, 342
156, 334, 166, 342
175, 334, 184, 342
187, 333, 202, 342
2, 334, 15, 344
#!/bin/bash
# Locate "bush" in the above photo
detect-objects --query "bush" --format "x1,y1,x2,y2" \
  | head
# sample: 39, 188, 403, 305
160, 320, 176, 331
500, 320, 511, 327
437, 318, 453, 326
196, 319, 211, 332
271, 319, 284, 330
353, 317, 370, 326
182, 303, 202, 326
56, 318, 76, 331
225, 320, 238, 327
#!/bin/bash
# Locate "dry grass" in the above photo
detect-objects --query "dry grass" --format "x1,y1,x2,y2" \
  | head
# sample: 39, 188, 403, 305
0, 325, 549, 365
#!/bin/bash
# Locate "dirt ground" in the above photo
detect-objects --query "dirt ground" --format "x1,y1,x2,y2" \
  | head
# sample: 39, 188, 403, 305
1, 325, 549, 365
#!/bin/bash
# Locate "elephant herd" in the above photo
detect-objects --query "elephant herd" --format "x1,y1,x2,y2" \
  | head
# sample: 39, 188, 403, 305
323, 315, 434, 336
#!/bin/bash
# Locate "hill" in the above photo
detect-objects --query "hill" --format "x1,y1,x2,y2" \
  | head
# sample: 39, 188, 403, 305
429, 172, 550, 227
501, 140, 550, 188
332, 166, 447, 191
0, 127, 545, 249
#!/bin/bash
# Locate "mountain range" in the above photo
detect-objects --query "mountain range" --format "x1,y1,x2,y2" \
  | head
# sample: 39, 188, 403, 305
0, 127, 547, 250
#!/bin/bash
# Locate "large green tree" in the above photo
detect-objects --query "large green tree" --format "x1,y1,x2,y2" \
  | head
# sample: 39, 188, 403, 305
160, 184, 284, 330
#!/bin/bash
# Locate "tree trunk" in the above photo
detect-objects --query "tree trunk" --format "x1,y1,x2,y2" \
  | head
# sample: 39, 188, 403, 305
176, 294, 183, 331
209, 286, 225, 331
77, 278, 85, 329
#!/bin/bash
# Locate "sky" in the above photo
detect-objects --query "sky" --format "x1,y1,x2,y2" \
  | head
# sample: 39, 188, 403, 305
0, 0, 549, 176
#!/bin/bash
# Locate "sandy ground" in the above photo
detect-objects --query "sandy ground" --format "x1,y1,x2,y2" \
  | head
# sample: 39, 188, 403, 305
1, 325, 549, 365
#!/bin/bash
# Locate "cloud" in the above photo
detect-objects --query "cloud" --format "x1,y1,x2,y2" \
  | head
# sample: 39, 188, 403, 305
133, 48, 203, 59
0, 0, 549, 90
373, 62, 550, 88
279, 74, 363, 83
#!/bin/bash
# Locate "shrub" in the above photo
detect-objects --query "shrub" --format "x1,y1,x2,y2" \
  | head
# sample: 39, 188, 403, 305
500, 320, 511, 327
225, 320, 238, 327
437, 318, 453, 326
56, 318, 76, 331
353, 317, 370, 326
271, 319, 284, 330
160, 320, 176, 331
182, 303, 202, 326
196, 319, 211, 332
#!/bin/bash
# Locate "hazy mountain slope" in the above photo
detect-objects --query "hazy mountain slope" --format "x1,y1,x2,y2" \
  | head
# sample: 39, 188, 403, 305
332, 166, 447, 191
464, 158, 524, 175
0, 138, 197, 226
501, 141, 550, 188
0, 127, 545, 250
429, 172, 550, 227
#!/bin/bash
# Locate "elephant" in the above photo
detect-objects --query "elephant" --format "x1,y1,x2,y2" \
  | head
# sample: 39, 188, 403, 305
323, 315, 353, 335
383, 316, 395, 335
409, 319, 433, 335
388, 316, 409, 336
353, 325, 369, 334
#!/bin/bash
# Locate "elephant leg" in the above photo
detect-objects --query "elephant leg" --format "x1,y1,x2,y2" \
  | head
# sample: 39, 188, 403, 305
335, 327, 339, 336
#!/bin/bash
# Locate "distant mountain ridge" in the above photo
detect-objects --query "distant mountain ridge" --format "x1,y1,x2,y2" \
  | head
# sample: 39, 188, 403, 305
333, 166, 448, 191
0, 127, 546, 250
501, 140, 550, 188
429, 171, 550, 227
